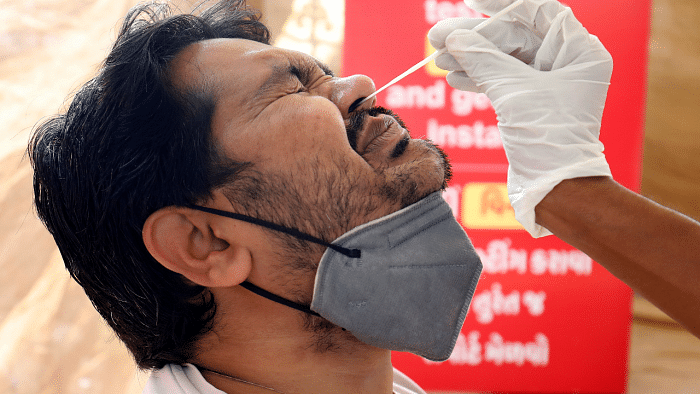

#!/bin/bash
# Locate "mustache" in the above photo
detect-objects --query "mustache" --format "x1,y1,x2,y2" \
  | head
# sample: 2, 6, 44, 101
346, 106, 408, 152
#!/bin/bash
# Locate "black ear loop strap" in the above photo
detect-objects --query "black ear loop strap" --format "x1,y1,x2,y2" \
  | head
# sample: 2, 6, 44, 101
187, 204, 350, 326
186, 204, 361, 258
240, 281, 321, 317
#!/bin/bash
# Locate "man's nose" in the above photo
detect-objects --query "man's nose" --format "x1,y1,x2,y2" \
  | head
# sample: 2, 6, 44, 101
330, 75, 376, 119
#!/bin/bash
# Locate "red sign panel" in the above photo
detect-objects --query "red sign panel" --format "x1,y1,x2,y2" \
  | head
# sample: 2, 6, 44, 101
344, 1, 651, 392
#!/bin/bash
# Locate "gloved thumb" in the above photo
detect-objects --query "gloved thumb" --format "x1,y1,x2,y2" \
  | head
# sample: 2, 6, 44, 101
444, 28, 532, 93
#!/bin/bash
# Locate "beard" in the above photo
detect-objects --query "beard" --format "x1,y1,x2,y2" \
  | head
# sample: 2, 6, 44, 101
346, 106, 452, 209
220, 106, 451, 352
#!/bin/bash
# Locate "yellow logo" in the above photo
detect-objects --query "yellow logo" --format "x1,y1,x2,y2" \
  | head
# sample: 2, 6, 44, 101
461, 183, 523, 230
425, 35, 449, 78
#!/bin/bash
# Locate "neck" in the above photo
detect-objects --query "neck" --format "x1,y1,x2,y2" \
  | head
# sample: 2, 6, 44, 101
193, 285, 394, 394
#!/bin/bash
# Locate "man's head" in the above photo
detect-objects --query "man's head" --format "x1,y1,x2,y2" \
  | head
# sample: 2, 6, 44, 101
29, 0, 450, 370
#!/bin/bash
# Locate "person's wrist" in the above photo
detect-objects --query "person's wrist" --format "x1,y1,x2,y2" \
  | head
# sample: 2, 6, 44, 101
534, 176, 613, 227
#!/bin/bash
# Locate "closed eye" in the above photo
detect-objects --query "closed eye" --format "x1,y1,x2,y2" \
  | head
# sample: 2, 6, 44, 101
290, 64, 316, 86
255, 56, 335, 102
289, 58, 334, 86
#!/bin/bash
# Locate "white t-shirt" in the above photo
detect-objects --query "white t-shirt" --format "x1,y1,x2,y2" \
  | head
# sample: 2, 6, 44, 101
143, 363, 426, 394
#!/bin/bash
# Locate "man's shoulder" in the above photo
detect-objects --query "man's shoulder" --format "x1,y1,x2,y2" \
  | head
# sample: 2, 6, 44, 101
143, 364, 426, 394
393, 368, 428, 394
142, 364, 224, 394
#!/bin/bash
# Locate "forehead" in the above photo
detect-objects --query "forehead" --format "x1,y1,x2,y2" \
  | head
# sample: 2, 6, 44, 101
169, 38, 273, 91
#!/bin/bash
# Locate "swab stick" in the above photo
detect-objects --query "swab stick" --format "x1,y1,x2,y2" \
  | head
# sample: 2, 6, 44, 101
359, 0, 524, 105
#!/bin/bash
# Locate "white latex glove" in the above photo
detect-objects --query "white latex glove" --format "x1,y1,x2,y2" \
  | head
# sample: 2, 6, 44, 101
428, 0, 613, 237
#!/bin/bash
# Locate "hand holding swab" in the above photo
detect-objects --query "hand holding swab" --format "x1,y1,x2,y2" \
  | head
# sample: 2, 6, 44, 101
359, 0, 524, 106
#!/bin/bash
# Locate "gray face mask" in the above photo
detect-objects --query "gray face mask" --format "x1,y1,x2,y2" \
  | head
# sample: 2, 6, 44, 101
189, 191, 482, 361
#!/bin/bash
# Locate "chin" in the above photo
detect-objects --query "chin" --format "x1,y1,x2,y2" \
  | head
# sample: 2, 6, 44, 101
422, 138, 452, 189
402, 139, 451, 191
379, 162, 447, 210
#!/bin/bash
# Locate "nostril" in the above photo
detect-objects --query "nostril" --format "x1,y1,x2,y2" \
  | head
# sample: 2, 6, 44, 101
348, 97, 365, 114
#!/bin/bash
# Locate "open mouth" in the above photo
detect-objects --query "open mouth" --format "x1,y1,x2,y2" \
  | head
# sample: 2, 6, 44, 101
347, 107, 410, 158
359, 115, 410, 156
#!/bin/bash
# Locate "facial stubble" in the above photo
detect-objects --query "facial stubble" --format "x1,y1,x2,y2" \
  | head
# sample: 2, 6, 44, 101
222, 107, 452, 352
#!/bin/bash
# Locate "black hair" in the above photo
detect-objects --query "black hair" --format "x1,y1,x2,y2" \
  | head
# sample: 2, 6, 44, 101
28, 0, 270, 369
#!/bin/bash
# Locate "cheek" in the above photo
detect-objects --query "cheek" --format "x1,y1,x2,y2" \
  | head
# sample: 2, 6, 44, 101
293, 99, 348, 145
253, 99, 355, 165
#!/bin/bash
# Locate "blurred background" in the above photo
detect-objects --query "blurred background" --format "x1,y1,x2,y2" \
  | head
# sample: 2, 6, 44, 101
1, 0, 699, 392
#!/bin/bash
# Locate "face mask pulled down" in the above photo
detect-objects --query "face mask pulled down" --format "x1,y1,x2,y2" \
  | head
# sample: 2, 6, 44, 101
189, 192, 482, 361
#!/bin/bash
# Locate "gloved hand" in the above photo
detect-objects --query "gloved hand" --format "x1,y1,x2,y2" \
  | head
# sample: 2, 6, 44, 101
428, 0, 613, 237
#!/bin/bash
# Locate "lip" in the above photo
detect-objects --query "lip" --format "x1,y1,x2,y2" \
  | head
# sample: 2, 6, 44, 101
357, 115, 406, 155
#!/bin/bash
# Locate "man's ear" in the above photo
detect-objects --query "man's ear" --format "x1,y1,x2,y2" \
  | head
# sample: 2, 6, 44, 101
142, 206, 252, 288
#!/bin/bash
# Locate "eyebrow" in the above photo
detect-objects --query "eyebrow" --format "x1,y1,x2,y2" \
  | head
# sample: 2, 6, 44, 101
315, 60, 334, 77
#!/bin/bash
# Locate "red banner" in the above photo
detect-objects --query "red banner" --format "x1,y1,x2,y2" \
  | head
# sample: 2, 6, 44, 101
344, 0, 651, 392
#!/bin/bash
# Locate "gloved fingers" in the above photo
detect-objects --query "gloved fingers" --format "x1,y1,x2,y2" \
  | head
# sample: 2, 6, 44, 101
434, 52, 462, 72
465, 0, 568, 37
462, 0, 611, 73
428, 18, 487, 49
445, 28, 533, 90
532, 7, 612, 74
445, 71, 481, 93
430, 18, 542, 66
